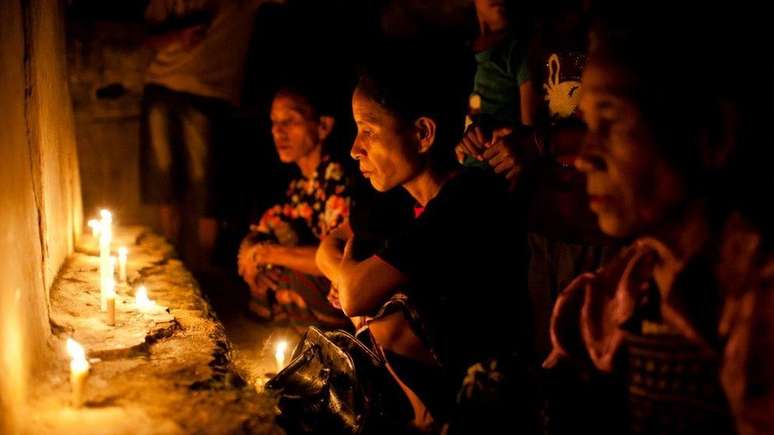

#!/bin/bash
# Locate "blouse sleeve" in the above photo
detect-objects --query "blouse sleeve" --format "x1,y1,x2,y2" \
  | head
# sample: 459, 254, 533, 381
319, 161, 351, 237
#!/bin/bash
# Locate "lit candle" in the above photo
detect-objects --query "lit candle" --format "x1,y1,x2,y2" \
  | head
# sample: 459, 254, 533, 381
105, 280, 116, 326
135, 286, 156, 313
275, 341, 288, 372
118, 247, 128, 283
99, 210, 112, 311
87, 219, 101, 238
66, 338, 90, 408
99, 209, 112, 247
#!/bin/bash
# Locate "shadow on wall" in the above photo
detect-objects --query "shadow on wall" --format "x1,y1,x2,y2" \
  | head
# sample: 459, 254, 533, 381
0, 0, 82, 432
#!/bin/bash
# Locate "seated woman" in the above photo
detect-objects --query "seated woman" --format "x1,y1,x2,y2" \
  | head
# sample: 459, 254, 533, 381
544, 5, 774, 435
237, 86, 350, 327
316, 49, 532, 432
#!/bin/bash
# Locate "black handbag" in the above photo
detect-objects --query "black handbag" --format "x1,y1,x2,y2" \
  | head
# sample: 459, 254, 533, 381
265, 327, 412, 435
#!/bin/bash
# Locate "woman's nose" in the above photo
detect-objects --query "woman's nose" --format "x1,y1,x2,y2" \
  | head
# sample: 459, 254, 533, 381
350, 140, 364, 160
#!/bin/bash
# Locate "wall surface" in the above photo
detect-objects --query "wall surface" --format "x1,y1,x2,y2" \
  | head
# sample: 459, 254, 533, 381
68, 18, 156, 227
0, 0, 82, 433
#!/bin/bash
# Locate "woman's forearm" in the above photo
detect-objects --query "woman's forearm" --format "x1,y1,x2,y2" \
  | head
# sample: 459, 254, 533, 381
315, 223, 352, 284
269, 245, 322, 276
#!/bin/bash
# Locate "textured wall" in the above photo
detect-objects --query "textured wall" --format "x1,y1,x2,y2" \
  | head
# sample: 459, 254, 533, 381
68, 19, 155, 227
0, 0, 82, 433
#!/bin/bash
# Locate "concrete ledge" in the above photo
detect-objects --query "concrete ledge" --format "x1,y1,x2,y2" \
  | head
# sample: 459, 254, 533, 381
27, 227, 281, 435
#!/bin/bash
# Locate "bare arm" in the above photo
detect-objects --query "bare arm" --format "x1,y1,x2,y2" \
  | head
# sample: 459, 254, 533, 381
316, 222, 409, 317
316, 222, 353, 285
251, 244, 321, 276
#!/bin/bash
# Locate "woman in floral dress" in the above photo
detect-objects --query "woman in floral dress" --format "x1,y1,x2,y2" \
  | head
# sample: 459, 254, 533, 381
237, 87, 350, 326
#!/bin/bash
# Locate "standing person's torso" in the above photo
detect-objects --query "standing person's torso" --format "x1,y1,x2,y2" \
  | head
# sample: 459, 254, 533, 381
472, 33, 530, 126
145, 0, 261, 106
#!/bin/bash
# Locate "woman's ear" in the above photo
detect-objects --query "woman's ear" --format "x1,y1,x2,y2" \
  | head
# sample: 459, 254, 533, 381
414, 116, 437, 155
318, 115, 335, 142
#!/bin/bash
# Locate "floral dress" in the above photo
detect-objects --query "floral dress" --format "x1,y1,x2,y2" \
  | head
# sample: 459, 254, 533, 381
253, 157, 350, 243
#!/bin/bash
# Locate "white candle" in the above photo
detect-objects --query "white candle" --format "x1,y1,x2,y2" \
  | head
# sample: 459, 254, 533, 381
66, 338, 90, 408
275, 341, 288, 372
118, 247, 128, 283
87, 219, 101, 238
99, 210, 112, 311
135, 286, 156, 313
105, 281, 116, 326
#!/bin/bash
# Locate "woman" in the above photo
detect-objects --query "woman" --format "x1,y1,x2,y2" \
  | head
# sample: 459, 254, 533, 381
316, 49, 532, 432
237, 86, 350, 327
544, 5, 774, 434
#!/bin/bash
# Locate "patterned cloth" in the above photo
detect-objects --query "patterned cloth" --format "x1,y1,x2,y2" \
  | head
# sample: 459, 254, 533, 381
252, 157, 350, 242
545, 214, 774, 435
248, 157, 350, 319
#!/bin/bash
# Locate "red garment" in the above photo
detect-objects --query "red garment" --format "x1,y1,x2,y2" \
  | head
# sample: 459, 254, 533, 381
545, 214, 774, 435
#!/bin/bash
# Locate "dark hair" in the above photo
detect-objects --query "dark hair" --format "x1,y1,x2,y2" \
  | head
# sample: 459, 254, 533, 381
588, 1, 774, 231
355, 42, 472, 171
274, 82, 335, 119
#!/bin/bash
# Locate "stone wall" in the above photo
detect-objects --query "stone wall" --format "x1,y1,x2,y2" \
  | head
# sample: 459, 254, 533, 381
0, 0, 82, 433
68, 17, 156, 227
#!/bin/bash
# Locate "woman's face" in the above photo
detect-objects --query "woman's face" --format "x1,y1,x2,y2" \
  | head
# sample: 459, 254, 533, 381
270, 94, 322, 164
475, 0, 508, 28
576, 61, 688, 238
350, 88, 422, 192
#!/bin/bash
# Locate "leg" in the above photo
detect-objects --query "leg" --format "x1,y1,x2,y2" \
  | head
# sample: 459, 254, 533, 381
143, 88, 180, 242
179, 102, 217, 270
368, 312, 439, 431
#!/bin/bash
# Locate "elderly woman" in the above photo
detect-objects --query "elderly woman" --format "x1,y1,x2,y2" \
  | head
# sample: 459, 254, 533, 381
237, 86, 350, 327
544, 4, 774, 435
316, 47, 532, 432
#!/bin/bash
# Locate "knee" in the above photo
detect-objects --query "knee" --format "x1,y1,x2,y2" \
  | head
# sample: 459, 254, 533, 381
368, 313, 404, 352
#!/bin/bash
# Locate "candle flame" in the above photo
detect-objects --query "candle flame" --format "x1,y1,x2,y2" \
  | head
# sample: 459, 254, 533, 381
118, 247, 128, 258
276, 341, 288, 355
135, 286, 155, 311
275, 340, 288, 371
105, 278, 115, 298
87, 219, 101, 230
99, 209, 112, 222
66, 338, 86, 361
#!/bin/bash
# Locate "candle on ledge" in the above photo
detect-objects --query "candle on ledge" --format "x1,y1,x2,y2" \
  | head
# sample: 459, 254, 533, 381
135, 286, 156, 313
99, 209, 112, 311
66, 338, 90, 408
105, 280, 116, 326
99, 209, 112, 249
275, 340, 288, 372
87, 219, 101, 238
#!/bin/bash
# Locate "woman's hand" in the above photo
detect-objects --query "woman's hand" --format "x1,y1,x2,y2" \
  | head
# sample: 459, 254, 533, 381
237, 238, 256, 279
482, 127, 519, 181
250, 243, 277, 266
327, 285, 342, 309
247, 268, 283, 299
456, 125, 489, 161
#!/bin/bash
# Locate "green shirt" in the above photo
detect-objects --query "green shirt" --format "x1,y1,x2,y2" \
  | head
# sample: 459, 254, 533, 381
472, 35, 531, 125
